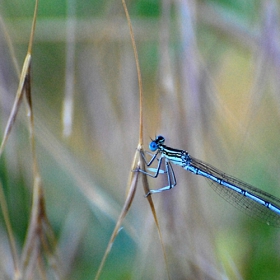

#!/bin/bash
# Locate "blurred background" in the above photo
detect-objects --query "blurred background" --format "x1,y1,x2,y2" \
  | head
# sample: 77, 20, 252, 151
1, 0, 280, 279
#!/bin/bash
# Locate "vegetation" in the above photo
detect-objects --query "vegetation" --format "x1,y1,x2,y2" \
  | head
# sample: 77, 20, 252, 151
1, 0, 280, 279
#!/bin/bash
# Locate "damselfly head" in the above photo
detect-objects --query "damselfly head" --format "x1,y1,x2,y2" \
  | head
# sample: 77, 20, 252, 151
149, 135, 165, 151
155, 135, 165, 143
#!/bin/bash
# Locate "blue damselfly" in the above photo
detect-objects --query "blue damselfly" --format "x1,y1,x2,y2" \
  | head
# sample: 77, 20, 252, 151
138, 135, 280, 226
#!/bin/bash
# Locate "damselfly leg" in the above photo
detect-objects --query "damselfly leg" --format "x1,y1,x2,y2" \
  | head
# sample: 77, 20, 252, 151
138, 149, 177, 196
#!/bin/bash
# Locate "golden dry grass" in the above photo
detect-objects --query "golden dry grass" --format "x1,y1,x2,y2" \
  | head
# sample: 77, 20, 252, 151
1, 1, 280, 279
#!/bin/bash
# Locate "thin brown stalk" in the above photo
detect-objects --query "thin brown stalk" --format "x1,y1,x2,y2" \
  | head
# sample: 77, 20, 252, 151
94, 151, 140, 280
122, 1, 170, 278
121, 0, 143, 144
0, 0, 61, 278
27, 0, 39, 55
0, 53, 31, 158
94, 3, 146, 278
0, 7, 34, 279
140, 154, 171, 280
0, 181, 20, 279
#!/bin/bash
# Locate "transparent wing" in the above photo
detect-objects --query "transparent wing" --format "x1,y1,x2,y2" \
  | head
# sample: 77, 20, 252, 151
190, 157, 280, 227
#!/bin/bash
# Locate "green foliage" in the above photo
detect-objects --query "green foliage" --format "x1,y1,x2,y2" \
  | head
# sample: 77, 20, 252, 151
1, 0, 280, 279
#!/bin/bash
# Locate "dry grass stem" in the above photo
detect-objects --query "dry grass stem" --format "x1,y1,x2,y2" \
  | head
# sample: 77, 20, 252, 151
94, 151, 140, 280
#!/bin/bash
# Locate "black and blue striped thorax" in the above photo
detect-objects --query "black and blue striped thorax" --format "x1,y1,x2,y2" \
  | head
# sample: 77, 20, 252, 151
149, 135, 191, 167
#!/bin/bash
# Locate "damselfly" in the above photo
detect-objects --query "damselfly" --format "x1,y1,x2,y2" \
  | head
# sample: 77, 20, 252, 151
138, 135, 280, 226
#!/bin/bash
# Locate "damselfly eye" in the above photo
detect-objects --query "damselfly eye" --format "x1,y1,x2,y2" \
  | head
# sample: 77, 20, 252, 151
149, 141, 158, 151
156, 135, 165, 143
